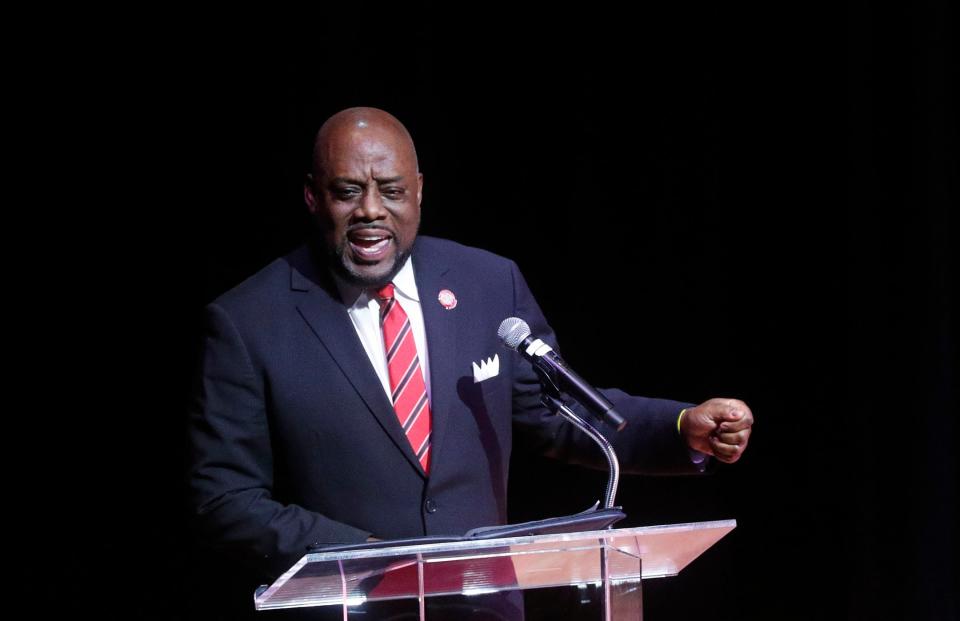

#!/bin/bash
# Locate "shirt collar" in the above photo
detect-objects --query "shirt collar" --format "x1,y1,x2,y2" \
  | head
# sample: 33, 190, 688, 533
390, 257, 420, 303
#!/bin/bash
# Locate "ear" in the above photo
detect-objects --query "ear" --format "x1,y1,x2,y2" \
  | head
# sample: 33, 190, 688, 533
304, 174, 319, 214
416, 172, 424, 207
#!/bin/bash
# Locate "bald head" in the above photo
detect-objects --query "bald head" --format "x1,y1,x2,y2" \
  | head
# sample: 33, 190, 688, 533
304, 107, 424, 288
312, 107, 419, 177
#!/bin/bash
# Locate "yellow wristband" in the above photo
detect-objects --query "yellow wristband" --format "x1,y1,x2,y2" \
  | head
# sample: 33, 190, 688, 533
677, 408, 688, 435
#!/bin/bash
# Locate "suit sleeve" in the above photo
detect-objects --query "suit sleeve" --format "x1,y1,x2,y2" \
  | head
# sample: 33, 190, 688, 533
505, 262, 703, 475
188, 303, 371, 578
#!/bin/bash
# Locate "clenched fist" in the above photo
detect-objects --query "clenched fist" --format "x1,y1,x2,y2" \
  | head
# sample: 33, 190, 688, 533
680, 398, 754, 464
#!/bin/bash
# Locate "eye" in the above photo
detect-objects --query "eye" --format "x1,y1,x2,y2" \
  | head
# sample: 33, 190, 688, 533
382, 187, 405, 200
332, 187, 360, 200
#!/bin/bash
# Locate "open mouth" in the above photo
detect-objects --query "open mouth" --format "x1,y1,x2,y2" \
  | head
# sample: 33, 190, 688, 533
347, 229, 394, 261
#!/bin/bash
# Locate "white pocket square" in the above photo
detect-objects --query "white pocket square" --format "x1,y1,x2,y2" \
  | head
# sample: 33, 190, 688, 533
472, 354, 500, 383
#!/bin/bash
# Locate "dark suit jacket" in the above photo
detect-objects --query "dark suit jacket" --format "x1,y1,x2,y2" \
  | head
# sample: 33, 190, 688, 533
189, 236, 698, 578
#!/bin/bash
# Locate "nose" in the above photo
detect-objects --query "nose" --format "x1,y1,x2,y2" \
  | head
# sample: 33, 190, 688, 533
355, 188, 387, 221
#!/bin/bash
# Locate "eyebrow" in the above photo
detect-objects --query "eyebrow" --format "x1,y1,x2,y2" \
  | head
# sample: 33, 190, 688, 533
329, 176, 406, 186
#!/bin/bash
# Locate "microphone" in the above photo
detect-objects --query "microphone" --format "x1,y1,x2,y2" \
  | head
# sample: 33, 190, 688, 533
497, 317, 627, 431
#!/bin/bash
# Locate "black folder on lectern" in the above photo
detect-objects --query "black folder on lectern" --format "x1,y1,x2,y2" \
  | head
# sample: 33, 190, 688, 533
311, 505, 626, 554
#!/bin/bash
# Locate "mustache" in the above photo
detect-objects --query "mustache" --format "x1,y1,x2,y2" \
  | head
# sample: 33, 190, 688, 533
345, 224, 396, 236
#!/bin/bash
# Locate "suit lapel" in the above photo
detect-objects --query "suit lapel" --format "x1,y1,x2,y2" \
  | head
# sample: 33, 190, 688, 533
412, 239, 458, 468
288, 246, 426, 475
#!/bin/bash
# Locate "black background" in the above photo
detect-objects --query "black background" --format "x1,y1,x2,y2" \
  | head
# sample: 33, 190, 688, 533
19, 3, 954, 619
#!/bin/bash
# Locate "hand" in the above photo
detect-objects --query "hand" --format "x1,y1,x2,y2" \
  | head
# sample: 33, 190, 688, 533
680, 398, 753, 464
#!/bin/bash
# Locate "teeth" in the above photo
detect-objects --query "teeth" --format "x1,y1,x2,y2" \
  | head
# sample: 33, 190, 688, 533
352, 238, 390, 255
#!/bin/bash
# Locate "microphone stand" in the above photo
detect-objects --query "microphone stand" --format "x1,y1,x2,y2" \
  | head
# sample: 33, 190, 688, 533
536, 369, 621, 510
538, 372, 625, 621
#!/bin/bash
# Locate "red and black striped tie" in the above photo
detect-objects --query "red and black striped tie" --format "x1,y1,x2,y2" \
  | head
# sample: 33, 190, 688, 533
375, 284, 432, 473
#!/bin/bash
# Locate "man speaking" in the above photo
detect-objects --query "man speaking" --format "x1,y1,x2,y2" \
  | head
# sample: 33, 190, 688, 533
188, 107, 754, 612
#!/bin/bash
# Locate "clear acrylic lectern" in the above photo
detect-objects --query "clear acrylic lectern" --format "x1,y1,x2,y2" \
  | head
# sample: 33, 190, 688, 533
254, 519, 735, 619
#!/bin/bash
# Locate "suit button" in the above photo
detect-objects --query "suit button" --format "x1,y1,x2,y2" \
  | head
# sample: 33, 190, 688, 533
424, 498, 438, 513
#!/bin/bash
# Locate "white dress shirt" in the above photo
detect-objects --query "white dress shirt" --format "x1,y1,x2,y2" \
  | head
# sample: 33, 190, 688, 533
334, 258, 432, 403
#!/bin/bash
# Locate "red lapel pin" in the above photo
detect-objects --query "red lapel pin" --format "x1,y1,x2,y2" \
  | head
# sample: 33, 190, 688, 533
438, 289, 457, 310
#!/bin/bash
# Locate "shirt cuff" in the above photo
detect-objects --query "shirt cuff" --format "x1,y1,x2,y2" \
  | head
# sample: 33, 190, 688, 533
678, 408, 709, 469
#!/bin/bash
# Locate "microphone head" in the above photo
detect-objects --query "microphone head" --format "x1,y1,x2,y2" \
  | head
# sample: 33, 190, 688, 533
497, 317, 531, 350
